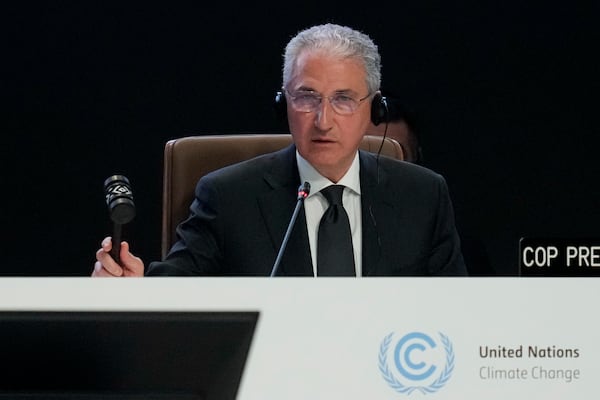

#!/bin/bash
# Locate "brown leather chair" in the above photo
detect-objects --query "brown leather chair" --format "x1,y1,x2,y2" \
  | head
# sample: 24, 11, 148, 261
161, 134, 404, 259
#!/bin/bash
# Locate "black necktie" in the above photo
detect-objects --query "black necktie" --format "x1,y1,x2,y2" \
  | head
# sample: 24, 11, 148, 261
317, 185, 356, 276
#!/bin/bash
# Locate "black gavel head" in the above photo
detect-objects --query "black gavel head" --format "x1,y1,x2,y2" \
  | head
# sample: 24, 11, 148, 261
104, 175, 136, 225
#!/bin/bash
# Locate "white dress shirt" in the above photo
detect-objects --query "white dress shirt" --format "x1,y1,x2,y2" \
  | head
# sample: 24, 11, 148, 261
296, 151, 362, 276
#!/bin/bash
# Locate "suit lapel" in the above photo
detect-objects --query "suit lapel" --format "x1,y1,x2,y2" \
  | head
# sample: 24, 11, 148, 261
257, 145, 313, 276
359, 151, 395, 276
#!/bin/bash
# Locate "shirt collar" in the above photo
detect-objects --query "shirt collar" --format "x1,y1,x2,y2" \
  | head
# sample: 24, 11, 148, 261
296, 150, 361, 197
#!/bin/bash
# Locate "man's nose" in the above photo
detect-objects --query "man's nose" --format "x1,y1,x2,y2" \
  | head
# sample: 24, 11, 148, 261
314, 98, 333, 130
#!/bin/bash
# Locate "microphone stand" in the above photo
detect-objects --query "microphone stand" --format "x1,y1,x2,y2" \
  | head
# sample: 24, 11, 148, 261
270, 182, 310, 277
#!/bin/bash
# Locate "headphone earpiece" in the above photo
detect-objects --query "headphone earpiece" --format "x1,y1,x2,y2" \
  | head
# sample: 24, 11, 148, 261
370, 93, 388, 126
274, 90, 287, 121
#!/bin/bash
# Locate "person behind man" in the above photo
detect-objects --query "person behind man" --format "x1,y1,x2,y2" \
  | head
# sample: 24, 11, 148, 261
366, 94, 423, 164
93, 23, 467, 277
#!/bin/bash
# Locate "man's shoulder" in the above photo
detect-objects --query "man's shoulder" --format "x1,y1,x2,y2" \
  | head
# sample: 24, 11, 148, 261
361, 150, 444, 183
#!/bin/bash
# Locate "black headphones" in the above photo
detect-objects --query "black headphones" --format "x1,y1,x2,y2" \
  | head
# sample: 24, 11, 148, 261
274, 90, 388, 125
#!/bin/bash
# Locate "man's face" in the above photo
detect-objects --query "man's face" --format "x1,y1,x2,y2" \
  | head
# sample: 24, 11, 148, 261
286, 50, 372, 182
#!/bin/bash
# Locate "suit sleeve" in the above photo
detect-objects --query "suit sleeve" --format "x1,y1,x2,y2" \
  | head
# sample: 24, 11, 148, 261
427, 175, 468, 276
146, 175, 223, 276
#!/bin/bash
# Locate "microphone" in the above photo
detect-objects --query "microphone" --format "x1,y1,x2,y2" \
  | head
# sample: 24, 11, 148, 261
270, 182, 310, 277
104, 175, 136, 264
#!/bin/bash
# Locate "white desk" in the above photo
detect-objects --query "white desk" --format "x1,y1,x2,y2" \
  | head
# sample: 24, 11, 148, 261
0, 277, 596, 399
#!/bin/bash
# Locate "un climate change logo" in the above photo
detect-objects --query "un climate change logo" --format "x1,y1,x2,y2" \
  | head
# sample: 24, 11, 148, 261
378, 332, 455, 395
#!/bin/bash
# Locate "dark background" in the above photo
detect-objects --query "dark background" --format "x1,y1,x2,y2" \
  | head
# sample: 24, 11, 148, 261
3, 3, 599, 276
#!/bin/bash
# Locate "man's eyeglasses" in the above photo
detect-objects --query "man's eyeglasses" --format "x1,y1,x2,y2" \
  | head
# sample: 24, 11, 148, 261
285, 89, 372, 115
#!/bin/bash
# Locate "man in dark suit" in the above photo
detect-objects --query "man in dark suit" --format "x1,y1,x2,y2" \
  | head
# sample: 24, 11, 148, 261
93, 23, 467, 277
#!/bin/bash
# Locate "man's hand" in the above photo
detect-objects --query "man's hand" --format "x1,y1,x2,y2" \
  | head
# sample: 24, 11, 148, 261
92, 236, 144, 277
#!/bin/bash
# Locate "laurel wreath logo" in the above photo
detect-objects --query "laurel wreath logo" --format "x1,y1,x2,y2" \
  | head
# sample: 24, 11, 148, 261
378, 332, 455, 395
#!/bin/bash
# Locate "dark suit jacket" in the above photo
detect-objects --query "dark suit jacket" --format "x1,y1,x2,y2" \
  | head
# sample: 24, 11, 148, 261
147, 145, 467, 276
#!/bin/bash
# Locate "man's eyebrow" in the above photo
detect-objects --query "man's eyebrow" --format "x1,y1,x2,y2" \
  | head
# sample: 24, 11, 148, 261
333, 89, 360, 96
294, 85, 317, 92
292, 87, 360, 95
